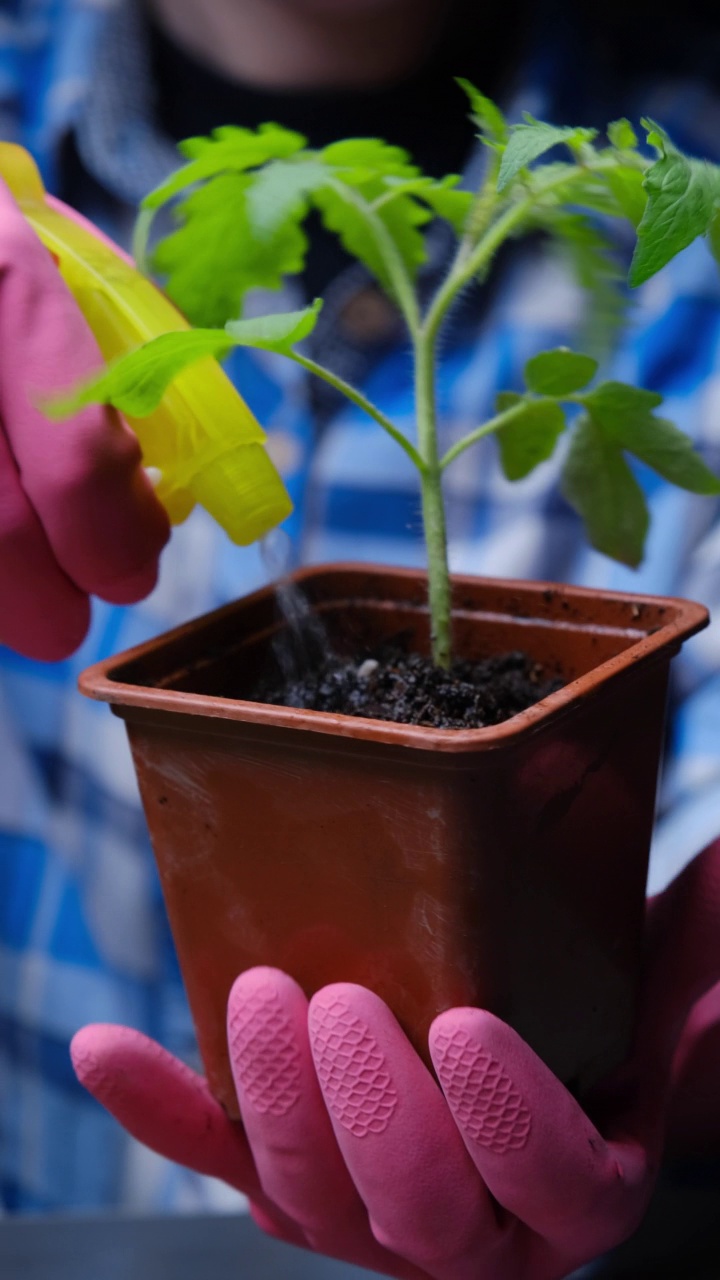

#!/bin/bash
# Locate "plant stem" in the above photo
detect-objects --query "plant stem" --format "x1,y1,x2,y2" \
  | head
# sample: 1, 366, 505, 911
425, 155, 631, 349
290, 352, 425, 470
326, 179, 421, 338
424, 197, 531, 350
412, 169, 595, 666
420, 467, 452, 668
297, 333, 452, 666
455, 159, 502, 264
440, 398, 535, 470
132, 208, 155, 275
414, 328, 452, 669
407, 159, 634, 664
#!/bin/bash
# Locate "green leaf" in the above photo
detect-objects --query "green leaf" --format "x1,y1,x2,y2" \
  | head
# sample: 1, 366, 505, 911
313, 139, 431, 294
375, 191, 431, 275
152, 172, 309, 326
607, 118, 638, 151
313, 182, 428, 297
245, 156, 328, 239
629, 122, 720, 286
413, 176, 474, 234
618, 416, 720, 493
642, 119, 667, 152
527, 159, 643, 225
538, 210, 614, 277
377, 174, 473, 234
498, 116, 598, 191
496, 391, 523, 411
581, 382, 720, 494
321, 138, 419, 183
524, 348, 598, 396
603, 166, 647, 228
527, 163, 615, 219
708, 205, 720, 267
225, 300, 323, 353
495, 396, 566, 480
580, 381, 662, 420
44, 329, 235, 418
532, 210, 626, 355
524, 160, 578, 197
312, 183, 426, 293
456, 79, 508, 144
561, 416, 650, 566
137, 126, 316, 324
46, 303, 324, 419
141, 123, 307, 210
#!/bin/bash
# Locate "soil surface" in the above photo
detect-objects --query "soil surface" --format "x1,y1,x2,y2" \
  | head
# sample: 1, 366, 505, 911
253, 645, 564, 730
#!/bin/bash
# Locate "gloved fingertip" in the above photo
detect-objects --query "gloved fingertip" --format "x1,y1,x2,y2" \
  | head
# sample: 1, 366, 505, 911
309, 982, 391, 1022
229, 966, 305, 1007
87, 469, 169, 603
72, 1024, 260, 1193
69, 1025, 96, 1080
227, 968, 307, 1117
6, 598, 91, 663
71, 1022, 172, 1081
70, 1023, 128, 1103
428, 1010, 537, 1158
133, 470, 172, 546
42, 452, 171, 604
93, 558, 161, 605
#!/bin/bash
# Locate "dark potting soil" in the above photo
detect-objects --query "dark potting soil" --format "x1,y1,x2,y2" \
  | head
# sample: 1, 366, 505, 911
253, 646, 564, 730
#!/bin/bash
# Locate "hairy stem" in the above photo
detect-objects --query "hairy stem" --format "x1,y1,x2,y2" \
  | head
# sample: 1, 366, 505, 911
456, 157, 502, 264
425, 155, 631, 349
424, 197, 531, 349
440, 398, 536, 470
411, 166, 603, 665
414, 330, 452, 669
290, 352, 425, 470
326, 179, 421, 337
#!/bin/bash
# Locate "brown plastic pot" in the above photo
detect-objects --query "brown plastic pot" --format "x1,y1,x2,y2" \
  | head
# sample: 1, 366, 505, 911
80, 565, 707, 1116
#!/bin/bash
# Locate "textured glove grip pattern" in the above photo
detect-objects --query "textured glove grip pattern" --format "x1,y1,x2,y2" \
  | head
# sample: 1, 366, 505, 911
433, 1027, 532, 1154
228, 982, 302, 1116
310, 997, 398, 1137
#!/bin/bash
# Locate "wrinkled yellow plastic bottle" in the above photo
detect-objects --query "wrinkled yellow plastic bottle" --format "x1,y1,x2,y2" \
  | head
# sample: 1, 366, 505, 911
0, 142, 292, 544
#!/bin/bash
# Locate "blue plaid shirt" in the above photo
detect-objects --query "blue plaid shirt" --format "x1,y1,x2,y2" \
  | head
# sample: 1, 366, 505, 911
2, 0, 720, 1216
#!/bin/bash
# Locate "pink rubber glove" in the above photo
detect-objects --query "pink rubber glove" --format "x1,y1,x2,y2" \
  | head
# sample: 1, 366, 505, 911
0, 179, 169, 660
72, 838, 720, 1280
667, 980, 720, 1157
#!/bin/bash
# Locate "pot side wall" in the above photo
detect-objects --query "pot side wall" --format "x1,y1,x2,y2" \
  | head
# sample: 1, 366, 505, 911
122, 657, 666, 1115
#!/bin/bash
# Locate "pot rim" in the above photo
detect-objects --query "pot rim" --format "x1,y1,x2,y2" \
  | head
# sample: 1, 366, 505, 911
79, 564, 709, 753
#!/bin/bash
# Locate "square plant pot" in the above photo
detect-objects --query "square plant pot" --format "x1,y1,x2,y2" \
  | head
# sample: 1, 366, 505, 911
80, 565, 707, 1115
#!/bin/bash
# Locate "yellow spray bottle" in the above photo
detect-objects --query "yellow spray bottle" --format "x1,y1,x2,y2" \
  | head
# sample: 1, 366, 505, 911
0, 142, 292, 544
